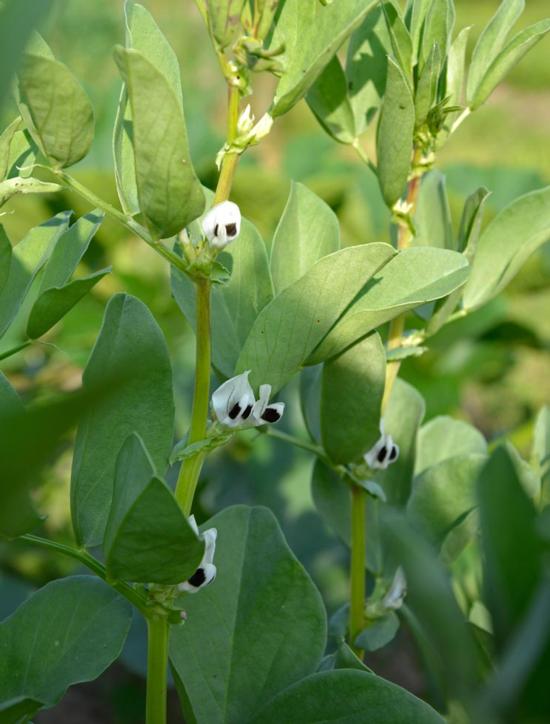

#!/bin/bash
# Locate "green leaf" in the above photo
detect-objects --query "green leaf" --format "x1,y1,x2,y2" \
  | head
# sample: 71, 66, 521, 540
463, 186, 550, 310
0, 577, 131, 717
17, 51, 94, 168
170, 506, 327, 724
114, 46, 204, 239
113, 87, 139, 217
27, 270, 109, 340
306, 56, 357, 145
311, 459, 383, 573
321, 334, 385, 464
0, 226, 12, 293
249, 670, 444, 724
407, 454, 486, 549
269, 0, 377, 117
533, 406, 550, 507
407, 0, 432, 65
71, 293, 175, 547
25, 210, 106, 339
0, 211, 71, 339
413, 171, 453, 249
470, 19, 550, 110
381, 1, 413, 80
0, 0, 53, 114
467, 0, 524, 103
414, 44, 440, 128
376, 57, 415, 207
104, 434, 204, 584
379, 379, 425, 507
445, 26, 470, 121
311, 247, 469, 362
478, 447, 543, 647
270, 182, 340, 294
236, 243, 395, 393
355, 612, 400, 652
0, 118, 20, 180
415, 416, 487, 475
0, 176, 60, 207
173, 217, 273, 378
419, 0, 454, 70
205, 0, 246, 49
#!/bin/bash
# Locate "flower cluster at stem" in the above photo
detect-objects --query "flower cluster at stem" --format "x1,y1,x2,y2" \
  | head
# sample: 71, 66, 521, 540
212, 371, 285, 428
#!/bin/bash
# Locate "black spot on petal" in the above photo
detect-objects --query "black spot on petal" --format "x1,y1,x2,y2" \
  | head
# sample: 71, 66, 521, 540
389, 445, 398, 462
225, 222, 237, 237
377, 446, 388, 464
214, 223, 219, 237
242, 404, 253, 420
187, 568, 206, 587
228, 402, 242, 420
261, 407, 281, 423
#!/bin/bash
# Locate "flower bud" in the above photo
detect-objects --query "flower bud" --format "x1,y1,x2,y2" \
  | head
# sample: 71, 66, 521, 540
201, 201, 241, 249
364, 420, 399, 470
178, 516, 218, 594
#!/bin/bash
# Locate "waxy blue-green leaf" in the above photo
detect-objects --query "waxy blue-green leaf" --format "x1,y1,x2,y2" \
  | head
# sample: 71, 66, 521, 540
0, 0, 53, 114
306, 57, 357, 145
311, 459, 383, 574
376, 57, 415, 207
445, 26, 470, 126
415, 416, 487, 476
470, 19, 550, 110
419, 0, 454, 70
321, 334, 385, 464
478, 447, 543, 646
26, 211, 107, 339
170, 506, 326, 724
114, 46, 204, 239
463, 186, 550, 310
250, 670, 444, 724
381, 1, 413, 80
0, 577, 131, 719
237, 243, 395, 392
71, 293, 175, 547
414, 44, 440, 128
173, 216, 273, 378
413, 171, 453, 249
270, 182, 340, 294
17, 52, 94, 168
0, 211, 71, 340
407, 454, 487, 549
104, 434, 204, 584
311, 247, 469, 362
268, 0, 378, 117
406, 0, 432, 65
379, 379, 425, 507
205, 0, 246, 49
533, 406, 550, 506
355, 612, 400, 652
467, 0, 524, 104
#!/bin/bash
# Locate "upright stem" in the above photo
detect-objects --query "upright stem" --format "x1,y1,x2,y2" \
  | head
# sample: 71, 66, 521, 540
146, 616, 169, 724
175, 277, 212, 514
349, 485, 367, 656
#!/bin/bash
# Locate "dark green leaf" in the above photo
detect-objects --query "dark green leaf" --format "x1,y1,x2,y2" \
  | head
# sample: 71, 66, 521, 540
17, 51, 94, 168
237, 243, 395, 393
0, 577, 131, 717
463, 186, 550, 310
376, 57, 415, 207
0, 226, 11, 293
306, 56, 357, 145
533, 406, 550, 507
170, 506, 326, 724
270, 182, 340, 294
355, 612, 400, 652
71, 293, 175, 547
249, 670, 444, 724
104, 434, 204, 584
321, 334, 385, 464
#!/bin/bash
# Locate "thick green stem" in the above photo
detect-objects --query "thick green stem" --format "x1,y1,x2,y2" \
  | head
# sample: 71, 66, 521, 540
175, 278, 212, 515
349, 485, 367, 657
146, 616, 169, 724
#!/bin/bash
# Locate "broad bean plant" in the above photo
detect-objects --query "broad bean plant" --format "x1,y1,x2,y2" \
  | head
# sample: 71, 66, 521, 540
1, 0, 550, 723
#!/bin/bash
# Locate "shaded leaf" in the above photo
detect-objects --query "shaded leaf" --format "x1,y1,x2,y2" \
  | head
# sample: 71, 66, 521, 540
356, 612, 400, 652
533, 406, 550, 507
413, 171, 453, 249
415, 416, 487, 475
306, 56, 356, 145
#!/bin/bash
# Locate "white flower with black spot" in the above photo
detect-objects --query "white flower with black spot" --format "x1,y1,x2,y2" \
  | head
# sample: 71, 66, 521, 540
178, 516, 217, 594
211, 371, 285, 428
364, 420, 399, 470
201, 200, 241, 249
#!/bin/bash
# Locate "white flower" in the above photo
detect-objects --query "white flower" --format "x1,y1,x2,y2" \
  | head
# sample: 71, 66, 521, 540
248, 112, 273, 144
364, 420, 399, 470
178, 515, 217, 594
237, 104, 255, 136
201, 201, 241, 249
383, 567, 407, 610
211, 372, 285, 428
252, 383, 285, 425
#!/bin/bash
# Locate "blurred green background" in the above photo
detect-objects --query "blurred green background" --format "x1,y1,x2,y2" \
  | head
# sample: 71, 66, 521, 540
1, 1, 549, 721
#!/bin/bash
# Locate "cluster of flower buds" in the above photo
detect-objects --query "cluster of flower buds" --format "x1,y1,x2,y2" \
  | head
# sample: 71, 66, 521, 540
364, 420, 399, 470
201, 200, 242, 249
212, 371, 285, 429
178, 516, 218, 594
